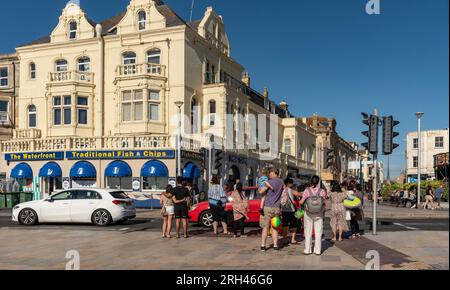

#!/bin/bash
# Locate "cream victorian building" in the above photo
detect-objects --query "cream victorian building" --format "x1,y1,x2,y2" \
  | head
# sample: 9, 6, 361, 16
0, 0, 317, 202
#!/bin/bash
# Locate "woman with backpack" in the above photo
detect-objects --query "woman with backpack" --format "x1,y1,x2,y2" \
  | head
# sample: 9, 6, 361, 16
299, 175, 327, 255
281, 178, 302, 245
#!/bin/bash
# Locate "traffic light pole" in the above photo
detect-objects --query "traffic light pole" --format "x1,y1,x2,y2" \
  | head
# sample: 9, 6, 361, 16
372, 152, 378, 235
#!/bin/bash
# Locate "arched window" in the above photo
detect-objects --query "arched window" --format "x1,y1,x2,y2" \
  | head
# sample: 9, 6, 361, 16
30, 63, 36, 79
138, 11, 147, 31
55, 59, 68, 72
147, 49, 161, 64
209, 100, 216, 126
122, 52, 136, 65
77, 57, 90, 81
28, 105, 37, 128
68, 21, 77, 40
284, 139, 292, 156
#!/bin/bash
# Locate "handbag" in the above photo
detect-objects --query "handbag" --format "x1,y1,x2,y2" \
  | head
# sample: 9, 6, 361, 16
345, 210, 352, 221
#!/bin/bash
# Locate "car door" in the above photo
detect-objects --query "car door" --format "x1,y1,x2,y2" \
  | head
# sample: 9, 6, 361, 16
70, 190, 103, 223
246, 190, 261, 222
40, 190, 74, 223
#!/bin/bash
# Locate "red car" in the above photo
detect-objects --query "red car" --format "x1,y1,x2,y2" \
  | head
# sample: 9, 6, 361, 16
189, 186, 261, 227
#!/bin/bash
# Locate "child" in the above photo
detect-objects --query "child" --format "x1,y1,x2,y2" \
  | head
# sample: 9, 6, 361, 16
257, 168, 273, 216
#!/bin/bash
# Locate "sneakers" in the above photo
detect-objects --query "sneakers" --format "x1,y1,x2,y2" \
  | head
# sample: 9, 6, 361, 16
273, 246, 280, 251
260, 246, 266, 252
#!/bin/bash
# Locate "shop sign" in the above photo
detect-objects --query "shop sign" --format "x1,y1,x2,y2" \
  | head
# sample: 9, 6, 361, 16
5, 152, 64, 162
66, 150, 175, 160
62, 177, 70, 190
168, 178, 176, 187
132, 177, 141, 192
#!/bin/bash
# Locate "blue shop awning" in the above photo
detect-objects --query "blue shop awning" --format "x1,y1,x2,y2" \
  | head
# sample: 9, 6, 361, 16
141, 160, 169, 177
105, 160, 132, 177
183, 163, 201, 179
39, 162, 62, 178
11, 163, 33, 179
70, 161, 97, 178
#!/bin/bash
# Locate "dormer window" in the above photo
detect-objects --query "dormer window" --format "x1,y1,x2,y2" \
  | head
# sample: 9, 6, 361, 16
138, 11, 146, 31
68, 21, 77, 40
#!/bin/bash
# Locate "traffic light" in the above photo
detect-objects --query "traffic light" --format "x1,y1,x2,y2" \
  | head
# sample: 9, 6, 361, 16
324, 149, 334, 170
214, 149, 223, 174
361, 113, 379, 154
382, 116, 400, 155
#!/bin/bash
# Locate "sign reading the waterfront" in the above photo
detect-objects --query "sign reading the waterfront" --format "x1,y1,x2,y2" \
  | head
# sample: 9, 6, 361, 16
5, 152, 65, 162
66, 150, 175, 160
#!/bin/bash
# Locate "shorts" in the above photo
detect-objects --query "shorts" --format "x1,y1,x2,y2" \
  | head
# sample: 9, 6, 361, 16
259, 207, 281, 228
210, 204, 226, 222
282, 211, 298, 229
174, 203, 189, 219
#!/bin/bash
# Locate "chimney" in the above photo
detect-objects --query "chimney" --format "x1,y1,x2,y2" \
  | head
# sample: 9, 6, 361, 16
242, 72, 250, 87
279, 101, 288, 111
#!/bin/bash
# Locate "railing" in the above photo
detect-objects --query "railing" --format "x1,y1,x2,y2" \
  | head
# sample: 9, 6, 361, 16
117, 63, 166, 78
204, 31, 230, 55
14, 129, 42, 139
49, 71, 94, 83
0, 135, 172, 153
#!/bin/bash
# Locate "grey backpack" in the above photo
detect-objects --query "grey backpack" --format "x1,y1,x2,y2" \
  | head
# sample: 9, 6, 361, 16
305, 188, 324, 214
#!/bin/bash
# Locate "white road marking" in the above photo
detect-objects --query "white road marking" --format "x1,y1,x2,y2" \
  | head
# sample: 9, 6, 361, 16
393, 223, 419, 230
119, 228, 130, 231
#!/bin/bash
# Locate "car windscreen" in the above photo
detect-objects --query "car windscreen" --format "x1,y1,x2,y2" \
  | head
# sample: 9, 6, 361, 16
109, 191, 129, 199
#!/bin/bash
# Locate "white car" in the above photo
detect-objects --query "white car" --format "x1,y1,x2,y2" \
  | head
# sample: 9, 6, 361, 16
12, 188, 136, 226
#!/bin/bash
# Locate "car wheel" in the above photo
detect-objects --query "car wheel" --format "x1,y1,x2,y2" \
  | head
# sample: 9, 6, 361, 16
199, 210, 213, 228
92, 209, 112, 226
18, 208, 38, 226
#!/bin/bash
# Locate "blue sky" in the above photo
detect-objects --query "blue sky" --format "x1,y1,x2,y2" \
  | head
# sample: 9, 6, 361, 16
0, 0, 448, 178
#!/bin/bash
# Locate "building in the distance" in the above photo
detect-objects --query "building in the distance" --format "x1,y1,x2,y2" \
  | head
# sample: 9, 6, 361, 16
406, 128, 449, 182
0, 53, 19, 141
0, 0, 317, 201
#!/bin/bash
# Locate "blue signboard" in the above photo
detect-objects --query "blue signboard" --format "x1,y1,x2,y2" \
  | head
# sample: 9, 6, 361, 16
5, 152, 65, 162
66, 150, 175, 160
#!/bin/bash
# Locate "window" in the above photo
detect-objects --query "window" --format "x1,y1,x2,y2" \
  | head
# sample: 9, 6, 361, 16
122, 52, 136, 65
0, 101, 9, 124
74, 190, 101, 200
53, 96, 71, 125
30, 63, 36, 79
209, 100, 216, 126
191, 98, 199, 133
142, 177, 168, 190
147, 49, 161, 64
28, 105, 36, 128
413, 138, 418, 149
121, 90, 143, 122
55, 59, 68, 72
435, 136, 444, 148
68, 21, 77, 40
77, 96, 88, 125
77, 57, 90, 81
138, 11, 146, 31
149, 90, 160, 121
51, 191, 74, 200
0, 67, 7, 87
413, 156, 418, 168
106, 177, 132, 190
205, 60, 211, 84
284, 139, 292, 156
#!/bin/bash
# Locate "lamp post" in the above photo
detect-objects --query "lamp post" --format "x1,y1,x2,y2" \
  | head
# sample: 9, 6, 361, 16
415, 112, 424, 208
175, 101, 184, 177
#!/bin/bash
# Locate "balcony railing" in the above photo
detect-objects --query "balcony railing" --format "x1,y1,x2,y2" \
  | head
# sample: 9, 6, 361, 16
117, 63, 166, 78
49, 71, 94, 83
0, 136, 172, 153
14, 129, 42, 139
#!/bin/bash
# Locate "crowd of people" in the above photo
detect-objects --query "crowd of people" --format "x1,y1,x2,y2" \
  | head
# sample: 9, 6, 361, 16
158, 169, 367, 255
390, 184, 445, 210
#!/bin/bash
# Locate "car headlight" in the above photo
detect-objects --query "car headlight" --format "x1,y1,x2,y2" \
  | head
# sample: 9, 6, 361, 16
13, 205, 20, 210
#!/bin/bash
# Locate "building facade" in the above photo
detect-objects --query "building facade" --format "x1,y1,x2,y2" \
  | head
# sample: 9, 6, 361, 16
303, 115, 358, 186
406, 128, 449, 182
0, 53, 19, 141
0, 0, 316, 201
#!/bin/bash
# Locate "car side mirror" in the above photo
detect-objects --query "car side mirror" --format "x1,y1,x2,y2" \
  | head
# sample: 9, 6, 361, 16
45, 197, 53, 202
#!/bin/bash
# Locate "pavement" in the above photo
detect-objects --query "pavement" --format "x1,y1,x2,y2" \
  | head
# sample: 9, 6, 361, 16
0, 206, 447, 270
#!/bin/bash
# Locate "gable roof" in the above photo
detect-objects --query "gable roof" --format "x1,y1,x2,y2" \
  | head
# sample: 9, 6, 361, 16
17, 1, 185, 48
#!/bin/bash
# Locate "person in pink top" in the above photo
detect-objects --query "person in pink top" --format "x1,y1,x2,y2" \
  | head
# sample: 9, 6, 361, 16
300, 175, 327, 255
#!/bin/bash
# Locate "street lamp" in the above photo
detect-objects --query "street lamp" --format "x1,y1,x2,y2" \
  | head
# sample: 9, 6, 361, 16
175, 101, 184, 177
415, 112, 424, 208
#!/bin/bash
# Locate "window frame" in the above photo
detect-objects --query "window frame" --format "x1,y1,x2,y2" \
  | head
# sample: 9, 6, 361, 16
138, 10, 147, 31
121, 90, 144, 122
77, 96, 89, 125
53, 95, 72, 126
0, 100, 9, 124
55, 59, 68, 72
68, 20, 78, 40
412, 138, 418, 149
435, 136, 444, 148
412, 156, 418, 168
28, 105, 37, 128
122, 52, 137, 65
148, 90, 160, 122
0, 67, 8, 87
209, 100, 216, 126
147, 49, 161, 64
29, 63, 36, 80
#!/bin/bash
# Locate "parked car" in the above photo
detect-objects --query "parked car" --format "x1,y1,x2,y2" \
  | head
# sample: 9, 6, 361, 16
12, 188, 136, 226
189, 186, 261, 227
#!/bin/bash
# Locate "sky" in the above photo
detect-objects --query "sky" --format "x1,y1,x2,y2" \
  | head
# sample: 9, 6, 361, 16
0, 0, 448, 179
